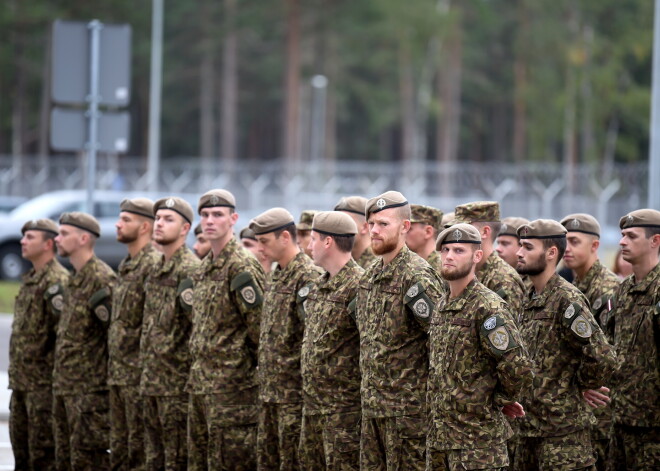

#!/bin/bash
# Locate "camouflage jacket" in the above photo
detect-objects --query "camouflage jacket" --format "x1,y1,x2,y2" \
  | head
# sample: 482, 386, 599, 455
53, 256, 116, 395
356, 245, 445, 418
140, 245, 200, 396
108, 244, 160, 387
609, 262, 660, 428
258, 252, 321, 403
9, 259, 70, 391
356, 247, 378, 270
428, 279, 533, 450
517, 274, 617, 437
188, 238, 265, 399
477, 251, 526, 319
300, 258, 364, 415
427, 250, 442, 273
574, 259, 619, 337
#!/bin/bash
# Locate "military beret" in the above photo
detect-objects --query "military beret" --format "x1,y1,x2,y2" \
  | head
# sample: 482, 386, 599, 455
410, 204, 443, 231
21, 218, 59, 236
334, 196, 368, 216
153, 196, 194, 224
194, 223, 203, 236
454, 201, 501, 223
436, 223, 482, 248
560, 213, 601, 238
249, 208, 295, 235
518, 219, 567, 239
120, 197, 155, 219
312, 211, 358, 237
59, 212, 101, 237
499, 217, 530, 238
619, 209, 660, 230
197, 189, 236, 214
365, 191, 409, 217
239, 227, 256, 241
296, 210, 318, 231
441, 211, 456, 228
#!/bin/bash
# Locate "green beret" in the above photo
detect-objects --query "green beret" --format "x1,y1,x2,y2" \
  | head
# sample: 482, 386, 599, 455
454, 201, 501, 223
365, 191, 409, 217
194, 223, 203, 236
249, 208, 295, 235
59, 212, 101, 237
560, 213, 601, 238
21, 218, 59, 236
436, 223, 482, 248
312, 211, 358, 236
239, 227, 256, 240
297, 210, 318, 231
518, 219, 567, 239
334, 196, 368, 216
120, 197, 155, 219
619, 209, 660, 230
153, 196, 194, 224
410, 204, 443, 232
499, 217, 530, 238
441, 212, 456, 228
197, 189, 236, 214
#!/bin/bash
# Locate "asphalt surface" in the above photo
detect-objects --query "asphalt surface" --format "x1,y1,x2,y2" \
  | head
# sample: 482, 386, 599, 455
0, 315, 13, 468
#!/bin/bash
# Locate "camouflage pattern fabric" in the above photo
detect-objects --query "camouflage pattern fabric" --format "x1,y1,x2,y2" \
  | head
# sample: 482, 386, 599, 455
410, 205, 443, 232
257, 402, 303, 471
10, 389, 56, 471
143, 395, 188, 471
514, 429, 596, 471
109, 385, 144, 471
299, 410, 360, 471
426, 250, 442, 273
454, 201, 500, 224
356, 247, 378, 270
360, 415, 426, 471
426, 443, 509, 471
427, 280, 533, 461
610, 424, 660, 471
476, 251, 526, 318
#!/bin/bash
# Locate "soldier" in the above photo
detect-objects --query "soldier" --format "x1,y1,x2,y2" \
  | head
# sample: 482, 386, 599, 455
240, 227, 273, 274
356, 191, 445, 470
441, 211, 455, 228
296, 210, 318, 258
9, 219, 69, 471
427, 223, 533, 470
249, 208, 321, 470
187, 190, 265, 470
192, 223, 211, 259
140, 197, 200, 471
608, 209, 660, 470
496, 217, 532, 295
513, 219, 618, 471
298, 211, 364, 471
52, 212, 117, 470
334, 196, 378, 269
454, 201, 526, 317
406, 204, 443, 272
109, 198, 160, 471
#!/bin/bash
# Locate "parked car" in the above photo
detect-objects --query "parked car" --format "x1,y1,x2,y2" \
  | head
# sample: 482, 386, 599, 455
0, 196, 27, 214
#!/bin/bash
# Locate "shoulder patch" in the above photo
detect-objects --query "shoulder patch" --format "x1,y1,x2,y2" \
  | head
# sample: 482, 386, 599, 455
89, 287, 111, 323
177, 278, 194, 312
44, 283, 65, 313
404, 282, 434, 324
570, 314, 593, 338
564, 303, 579, 319
479, 314, 519, 356
95, 305, 110, 322
484, 316, 497, 330
296, 283, 314, 322
231, 271, 263, 307
488, 326, 510, 351
592, 296, 603, 312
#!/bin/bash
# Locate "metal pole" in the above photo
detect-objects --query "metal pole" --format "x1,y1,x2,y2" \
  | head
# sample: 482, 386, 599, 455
147, 0, 164, 192
650, 0, 660, 208
86, 19, 102, 213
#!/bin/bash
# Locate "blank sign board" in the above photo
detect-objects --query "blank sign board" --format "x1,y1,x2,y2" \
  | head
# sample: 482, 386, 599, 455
51, 108, 130, 153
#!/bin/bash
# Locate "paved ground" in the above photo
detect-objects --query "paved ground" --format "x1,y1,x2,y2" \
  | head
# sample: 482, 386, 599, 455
0, 315, 15, 468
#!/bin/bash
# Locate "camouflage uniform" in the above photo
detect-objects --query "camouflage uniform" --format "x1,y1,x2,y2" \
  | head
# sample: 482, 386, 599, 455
298, 259, 364, 471
257, 252, 320, 471
476, 251, 526, 320
426, 279, 534, 471
9, 258, 69, 471
514, 274, 617, 471
426, 250, 442, 273
573, 259, 619, 471
607, 262, 660, 470
140, 245, 200, 471
108, 243, 160, 471
52, 256, 116, 471
187, 238, 265, 471
356, 246, 445, 470
356, 247, 378, 270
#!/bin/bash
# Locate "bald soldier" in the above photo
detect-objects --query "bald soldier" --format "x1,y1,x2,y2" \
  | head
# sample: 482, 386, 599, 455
296, 210, 318, 258
407, 204, 443, 272
249, 208, 321, 471
334, 196, 378, 269
356, 191, 445, 470
52, 212, 117, 470
9, 219, 69, 471
140, 197, 200, 471
109, 198, 160, 471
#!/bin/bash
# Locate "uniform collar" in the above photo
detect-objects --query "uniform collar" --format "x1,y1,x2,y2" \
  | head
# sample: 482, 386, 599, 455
628, 261, 660, 293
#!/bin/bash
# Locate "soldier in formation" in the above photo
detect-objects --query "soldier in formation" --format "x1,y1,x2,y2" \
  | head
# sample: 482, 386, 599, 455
406, 204, 444, 272
334, 196, 378, 269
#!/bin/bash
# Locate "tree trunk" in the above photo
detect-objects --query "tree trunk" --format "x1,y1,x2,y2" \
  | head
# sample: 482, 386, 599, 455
220, 0, 238, 171
283, 0, 302, 172
199, 0, 216, 161
512, 0, 528, 163
38, 25, 52, 167
580, 24, 595, 163
399, 39, 416, 166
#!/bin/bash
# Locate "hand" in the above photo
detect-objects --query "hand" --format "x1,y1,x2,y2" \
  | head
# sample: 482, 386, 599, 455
502, 402, 525, 418
582, 387, 610, 408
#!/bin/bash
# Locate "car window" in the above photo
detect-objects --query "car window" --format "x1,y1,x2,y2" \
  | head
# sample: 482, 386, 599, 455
95, 201, 120, 219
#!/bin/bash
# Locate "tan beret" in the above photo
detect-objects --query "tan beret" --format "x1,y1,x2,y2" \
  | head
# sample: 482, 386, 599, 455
365, 191, 409, 217
454, 201, 501, 223
120, 197, 154, 219
619, 208, 660, 230
21, 218, 59, 236
239, 227, 256, 240
518, 219, 567, 239
499, 217, 530, 238
197, 189, 236, 214
153, 196, 194, 224
441, 212, 455, 228
410, 204, 443, 231
436, 223, 482, 248
312, 211, 358, 236
560, 213, 601, 238
334, 196, 368, 216
297, 210, 318, 231
249, 208, 295, 235
194, 223, 203, 236
59, 212, 101, 237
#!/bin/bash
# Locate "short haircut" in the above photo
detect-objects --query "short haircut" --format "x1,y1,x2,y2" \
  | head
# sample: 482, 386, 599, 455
42, 231, 57, 252
274, 224, 297, 242
644, 227, 660, 238
395, 205, 412, 221
473, 221, 502, 243
329, 234, 355, 253
542, 237, 566, 262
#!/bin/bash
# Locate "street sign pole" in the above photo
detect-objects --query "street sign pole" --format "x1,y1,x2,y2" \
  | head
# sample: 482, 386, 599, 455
86, 20, 102, 213
650, 0, 660, 208
147, 0, 163, 192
